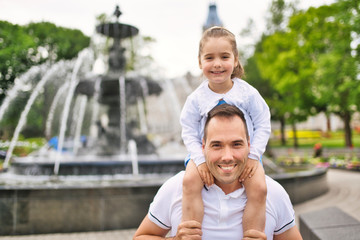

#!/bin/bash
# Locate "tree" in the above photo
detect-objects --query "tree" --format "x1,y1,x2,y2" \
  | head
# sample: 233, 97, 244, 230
245, 0, 303, 147
254, 0, 360, 147
288, 2, 359, 147
245, 36, 288, 146
0, 21, 90, 138
0, 21, 90, 104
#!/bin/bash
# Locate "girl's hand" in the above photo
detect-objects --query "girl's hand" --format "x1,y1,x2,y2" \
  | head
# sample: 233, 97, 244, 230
197, 163, 214, 186
239, 158, 258, 183
174, 220, 202, 240
242, 229, 267, 240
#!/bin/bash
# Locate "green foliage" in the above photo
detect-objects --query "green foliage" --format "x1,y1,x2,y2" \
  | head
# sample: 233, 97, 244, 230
248, 0, 360, 147
0, 21, 37, 99
0, 21, 90, 104
25, 22, 90, 61
0, 137, 46, 157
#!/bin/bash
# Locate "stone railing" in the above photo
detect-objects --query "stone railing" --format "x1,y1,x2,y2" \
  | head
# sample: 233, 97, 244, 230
300, 207, 360, 240
269, 167, 328, 204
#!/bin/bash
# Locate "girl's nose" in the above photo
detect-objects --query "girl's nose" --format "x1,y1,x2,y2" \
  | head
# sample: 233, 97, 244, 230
213, 58, 221, 67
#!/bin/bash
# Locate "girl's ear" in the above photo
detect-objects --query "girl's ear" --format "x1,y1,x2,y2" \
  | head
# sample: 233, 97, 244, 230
234, 57, 239, 67
199, 59, 202, 69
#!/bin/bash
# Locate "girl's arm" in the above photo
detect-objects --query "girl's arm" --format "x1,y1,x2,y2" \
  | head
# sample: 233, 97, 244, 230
180, 96, 205, 166
247, 88, 271, 161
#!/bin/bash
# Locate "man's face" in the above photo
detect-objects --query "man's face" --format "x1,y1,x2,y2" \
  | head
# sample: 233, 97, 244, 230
202, 115, 249, 192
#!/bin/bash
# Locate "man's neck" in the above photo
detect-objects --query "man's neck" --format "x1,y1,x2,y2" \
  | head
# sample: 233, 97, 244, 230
215, 180, 243, 195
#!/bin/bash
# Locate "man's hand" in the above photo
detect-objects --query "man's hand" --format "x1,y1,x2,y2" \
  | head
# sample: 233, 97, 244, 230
197, 163, 214, 186
173, 220, 202, 240
239, 158, 258, 183
242, 229, 267, 240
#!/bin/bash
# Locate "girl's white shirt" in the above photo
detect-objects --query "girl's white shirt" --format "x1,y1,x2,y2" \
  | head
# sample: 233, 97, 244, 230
180, 78, 271, 166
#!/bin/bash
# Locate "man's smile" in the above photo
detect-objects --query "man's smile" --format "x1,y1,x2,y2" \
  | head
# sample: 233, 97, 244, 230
218, 164, 237, 172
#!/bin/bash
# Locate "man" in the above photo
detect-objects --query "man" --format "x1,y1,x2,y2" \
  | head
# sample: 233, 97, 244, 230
133, 104, 302, 240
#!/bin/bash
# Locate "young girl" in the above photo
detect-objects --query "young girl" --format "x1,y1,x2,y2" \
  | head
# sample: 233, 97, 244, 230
180, 26, 271, 235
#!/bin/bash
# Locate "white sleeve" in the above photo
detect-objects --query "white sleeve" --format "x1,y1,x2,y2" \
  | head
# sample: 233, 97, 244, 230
247, 88, 271, 161
266, 176, 296, 235
148, 172, 183, 229
180, 95, 206, 166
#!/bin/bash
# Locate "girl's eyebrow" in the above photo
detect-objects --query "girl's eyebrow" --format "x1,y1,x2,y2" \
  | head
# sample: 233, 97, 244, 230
203, 53, 214, 56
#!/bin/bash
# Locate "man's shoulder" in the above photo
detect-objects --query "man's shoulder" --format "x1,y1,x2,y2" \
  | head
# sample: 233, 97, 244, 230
265, 175, 290, 199
159, 171, 184, 193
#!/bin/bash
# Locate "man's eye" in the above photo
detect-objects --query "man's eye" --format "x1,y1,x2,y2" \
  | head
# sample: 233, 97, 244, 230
234, 142, 243, 147
211, 143, 221, 148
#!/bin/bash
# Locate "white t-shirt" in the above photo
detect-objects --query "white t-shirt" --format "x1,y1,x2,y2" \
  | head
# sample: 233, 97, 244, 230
180, 78, 271, 166
149, 172, 296, 240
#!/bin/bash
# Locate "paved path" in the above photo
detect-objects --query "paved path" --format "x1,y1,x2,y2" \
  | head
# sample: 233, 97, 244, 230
293, 168, 360, 223
0, 169, 359, 240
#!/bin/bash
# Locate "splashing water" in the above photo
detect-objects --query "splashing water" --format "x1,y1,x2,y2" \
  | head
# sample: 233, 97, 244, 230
3, 61, 67, 168
45, 82, 70, 138
54, 49, 94, 175
0, 64, 47, 121
119, 75, 127, 154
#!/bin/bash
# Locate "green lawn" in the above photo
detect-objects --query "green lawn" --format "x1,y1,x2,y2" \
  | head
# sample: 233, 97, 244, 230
270, 130, 360, 148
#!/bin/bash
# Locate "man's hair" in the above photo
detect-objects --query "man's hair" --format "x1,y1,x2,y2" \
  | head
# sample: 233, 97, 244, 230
203, 104, 249, 141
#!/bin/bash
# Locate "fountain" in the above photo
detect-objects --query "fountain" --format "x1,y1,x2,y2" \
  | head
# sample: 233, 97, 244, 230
0, 6, 186, 235
1, 5, 185, 177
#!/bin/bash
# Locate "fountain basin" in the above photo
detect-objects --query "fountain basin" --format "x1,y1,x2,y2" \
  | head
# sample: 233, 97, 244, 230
268, 167, 328, 204
9, 156, 185, 176
0, 166, 328, 235
0, 175, 167, 235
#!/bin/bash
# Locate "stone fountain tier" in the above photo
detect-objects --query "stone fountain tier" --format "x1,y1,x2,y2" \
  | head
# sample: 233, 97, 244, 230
99, 76, 162, 105
75, 76, 162, 104
96, 23, 139, 38
74, 75, 163, 156
8, 156, 185, 176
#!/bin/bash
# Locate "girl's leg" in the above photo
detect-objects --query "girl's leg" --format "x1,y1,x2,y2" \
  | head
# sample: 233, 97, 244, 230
182, 159, 204, 222
242, 160, 267, 232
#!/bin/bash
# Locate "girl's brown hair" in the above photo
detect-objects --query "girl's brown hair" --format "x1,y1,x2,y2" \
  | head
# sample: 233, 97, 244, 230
198, 26, 245, 79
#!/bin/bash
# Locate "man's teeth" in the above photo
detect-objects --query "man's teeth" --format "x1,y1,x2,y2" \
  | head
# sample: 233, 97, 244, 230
220, 165, 234, 170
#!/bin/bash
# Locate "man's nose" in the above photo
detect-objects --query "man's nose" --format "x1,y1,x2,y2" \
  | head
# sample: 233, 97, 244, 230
222, 146, 234, 160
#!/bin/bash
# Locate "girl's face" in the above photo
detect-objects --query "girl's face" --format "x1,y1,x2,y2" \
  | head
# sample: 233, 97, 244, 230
199, 37, 238, 88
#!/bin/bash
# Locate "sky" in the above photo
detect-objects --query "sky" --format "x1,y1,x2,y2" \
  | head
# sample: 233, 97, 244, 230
0, 0, 335, 79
